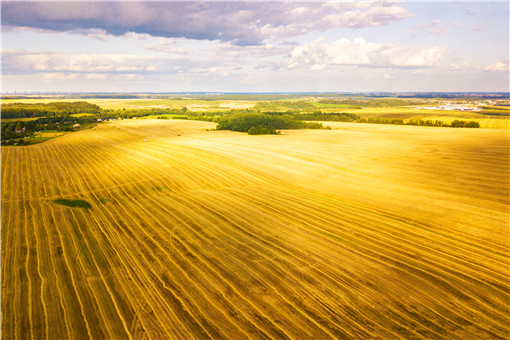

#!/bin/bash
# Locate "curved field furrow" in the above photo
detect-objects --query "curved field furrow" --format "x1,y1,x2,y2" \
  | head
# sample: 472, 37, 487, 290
223, 187, 509, 336
60, 129, 374, 338
34, 149, 73, 339
44, 170, 94, 339
19, 149, 32, 339
118, 155, 386, 337
60, 138, 255, 339
121, 183, 472, 340
234, 186, 510, 297
174, 191, 478, 338
161, 195, 392, 338
78, 158, 294, 338
230, 183, 506, 290
46, 141, 129, 339
26, 160, 48, 340
2, 120, 509, 339
52, 140, 181, 339
170, 128, 508, 247
0, 149, 13, 335
140, 195, 347, 338
257, 184, 509, 265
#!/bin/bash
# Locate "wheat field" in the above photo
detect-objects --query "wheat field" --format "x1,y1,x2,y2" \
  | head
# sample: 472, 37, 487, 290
2, 119, 509, 339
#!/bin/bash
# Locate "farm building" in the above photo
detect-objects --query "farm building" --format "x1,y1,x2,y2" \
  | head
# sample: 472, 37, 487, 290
73, 124, 81, 129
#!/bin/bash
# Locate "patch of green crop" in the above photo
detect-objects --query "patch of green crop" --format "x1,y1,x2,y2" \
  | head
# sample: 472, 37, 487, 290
53, 199, 92, 209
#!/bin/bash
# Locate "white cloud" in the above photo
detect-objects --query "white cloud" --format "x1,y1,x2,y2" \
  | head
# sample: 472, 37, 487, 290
287, 37, 446, 70
3, 50, 158, 73
484, 60, 509, 72
5, 49, 215, 77
448, 63, 472, 70
445, 61, 509, 73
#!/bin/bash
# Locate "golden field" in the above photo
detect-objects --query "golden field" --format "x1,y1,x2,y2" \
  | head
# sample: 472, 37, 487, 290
2, 119, 509, 339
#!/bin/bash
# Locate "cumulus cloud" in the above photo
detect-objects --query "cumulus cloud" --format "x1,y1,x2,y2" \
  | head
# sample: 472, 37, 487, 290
2, 1, 413, 45
2, 49, 232, 80
484, 60, 509, 72
287, 37, 446, 69
448, 62, 472, 70
443, 61, 509, 72
3, 50, 159, 74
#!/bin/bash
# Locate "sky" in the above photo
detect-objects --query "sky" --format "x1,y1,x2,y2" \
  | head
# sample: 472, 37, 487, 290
2, 1, 509, 93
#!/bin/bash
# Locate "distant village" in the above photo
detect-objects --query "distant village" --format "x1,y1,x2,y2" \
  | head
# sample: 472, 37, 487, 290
416, 100, 506, 112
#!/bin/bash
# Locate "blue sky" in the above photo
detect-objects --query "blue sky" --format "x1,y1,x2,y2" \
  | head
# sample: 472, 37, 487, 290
2, 1, 509, 93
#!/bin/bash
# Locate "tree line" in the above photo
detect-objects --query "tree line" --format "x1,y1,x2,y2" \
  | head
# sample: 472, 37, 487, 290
1, 102, 102, 118
358, 118, 480, 128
